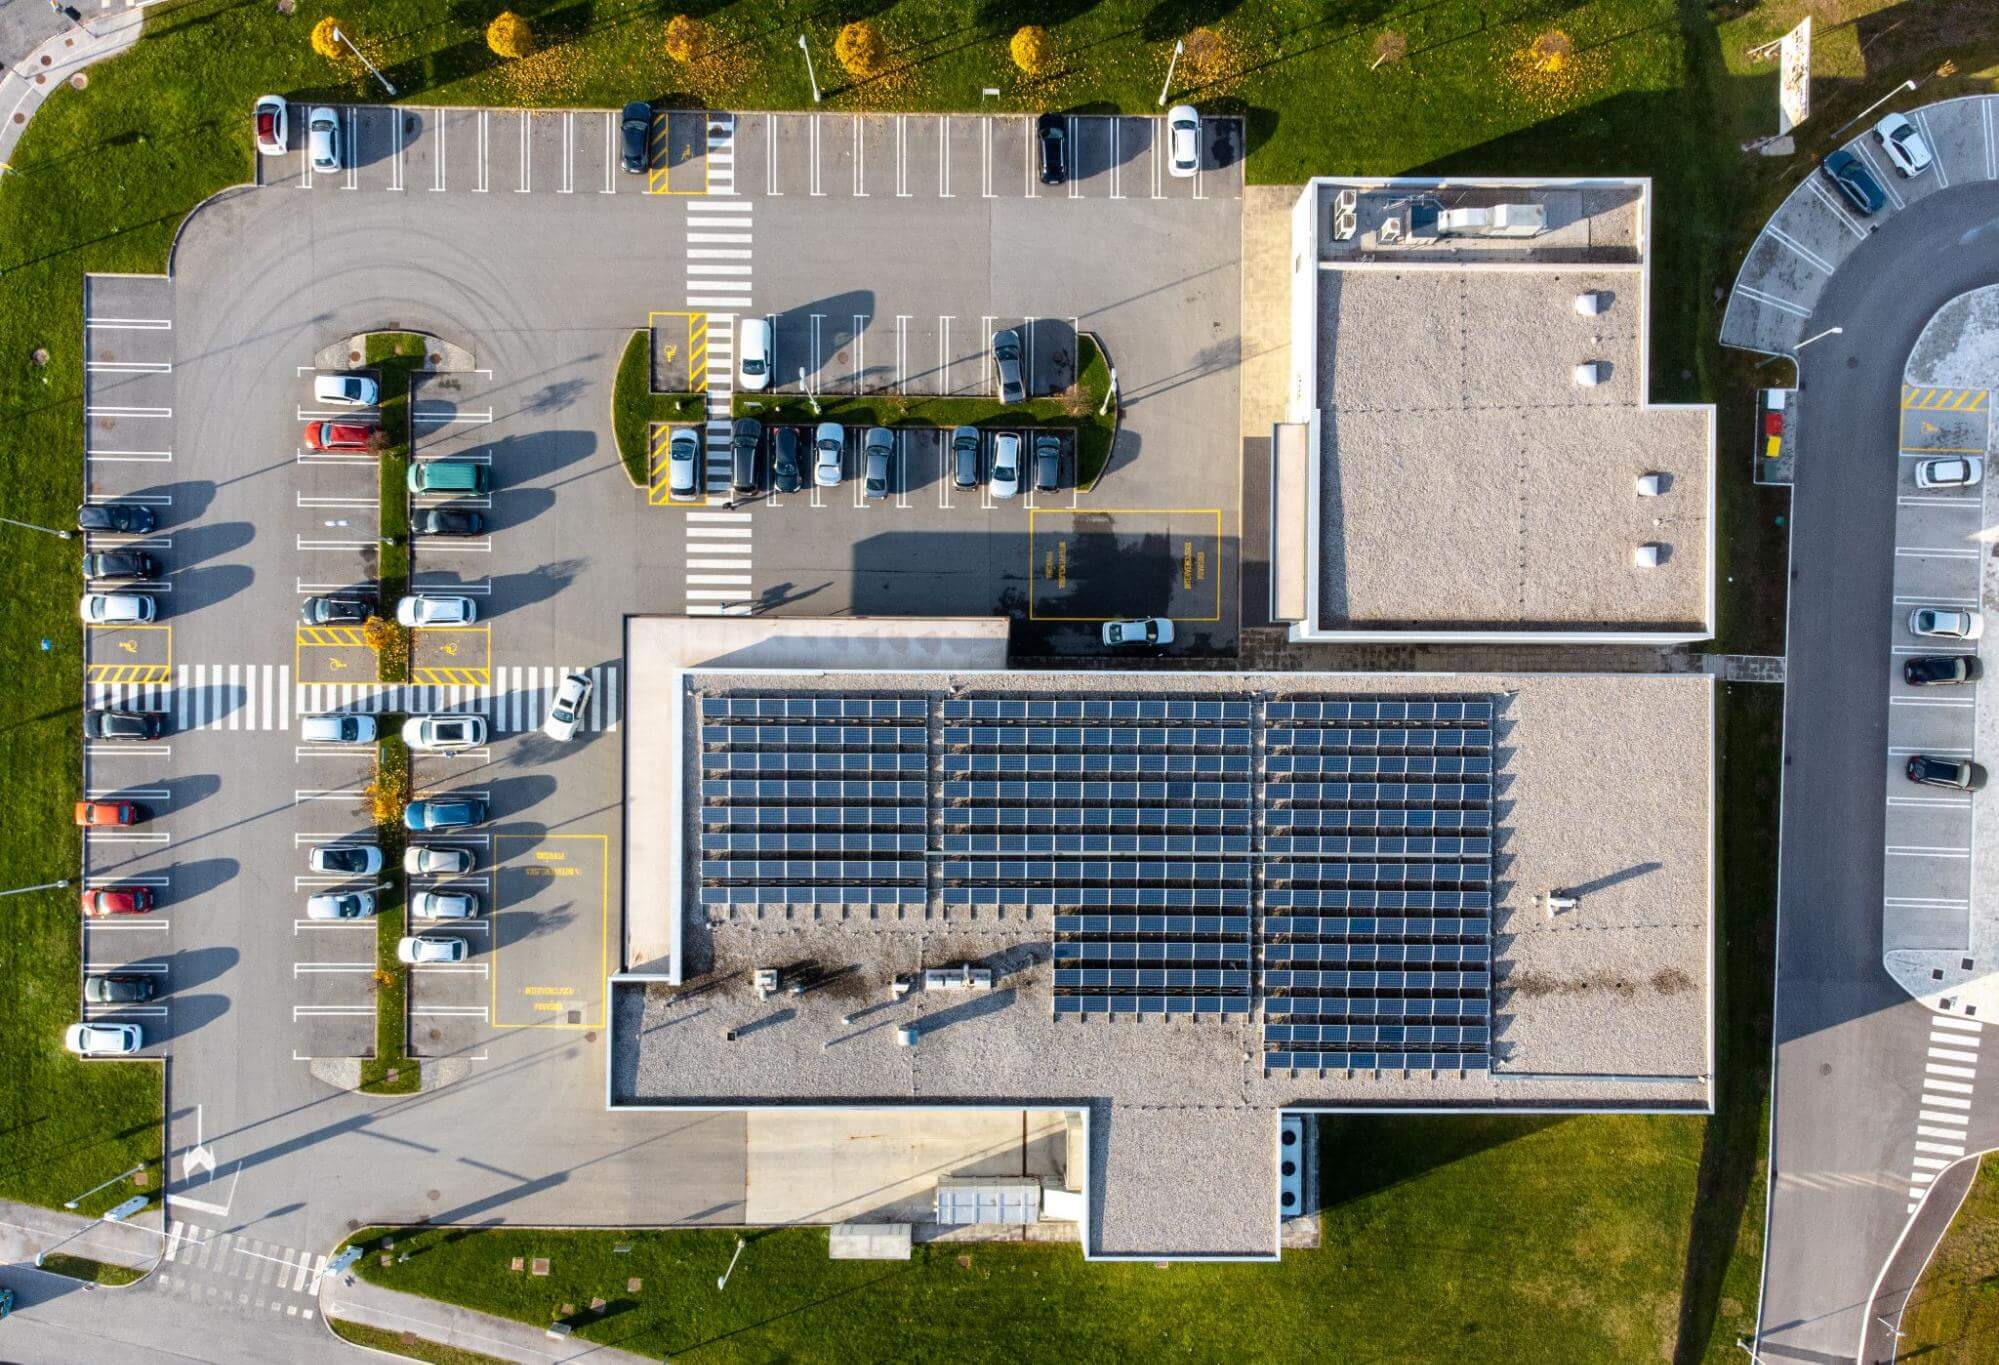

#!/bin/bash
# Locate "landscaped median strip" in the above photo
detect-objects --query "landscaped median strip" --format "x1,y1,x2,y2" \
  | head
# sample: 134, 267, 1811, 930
368, 332, 426, 684
359, 728, 417, 1095
613, 328, 706, 491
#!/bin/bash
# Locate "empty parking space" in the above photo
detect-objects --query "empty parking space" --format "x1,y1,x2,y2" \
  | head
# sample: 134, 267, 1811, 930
1901, 387, 1989, 453
490, 833, 608, 1028
1028, 508, 1222, 622
412, 625, 490, 687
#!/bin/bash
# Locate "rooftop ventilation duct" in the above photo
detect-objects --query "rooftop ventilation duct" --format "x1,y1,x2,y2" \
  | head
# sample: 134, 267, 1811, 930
1574, 362, 1604, 387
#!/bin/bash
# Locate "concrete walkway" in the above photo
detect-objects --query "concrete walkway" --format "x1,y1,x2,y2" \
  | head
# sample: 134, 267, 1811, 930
0, 1194, 163, 1276
0, 2, 142, 168
319, 1273, 659, 1365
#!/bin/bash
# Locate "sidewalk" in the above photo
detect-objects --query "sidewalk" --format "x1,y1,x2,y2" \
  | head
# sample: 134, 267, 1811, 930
319, 1273, 660, 1365
0, 3, 143, 168
0, 1193, 162, 1276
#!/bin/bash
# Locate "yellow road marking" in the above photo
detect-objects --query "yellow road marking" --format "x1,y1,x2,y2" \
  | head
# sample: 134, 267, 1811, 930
491, 833, 609, 1029
412, 666, 490, 686
86, 662, 171, 684
1903, 386, 1990, 412
1027, 507, 1225, 622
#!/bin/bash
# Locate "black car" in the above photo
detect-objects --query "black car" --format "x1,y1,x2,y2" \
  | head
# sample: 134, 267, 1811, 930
84, 709, 167, 742
416, 508, 485, 537
302, 595, 374, 625
1821, 149, 1885, 215
84, 974, 157, 1004
731, 418, 763, 494
82, 549, 160, 581
76, 503, 156, 535
1904, 654, 1980, 687
1033, 434, 1062, 492
1036, 113, 1068, 185
1907, 754, 1979, 790
771, 427, 802, 494
620, 101, 652, 175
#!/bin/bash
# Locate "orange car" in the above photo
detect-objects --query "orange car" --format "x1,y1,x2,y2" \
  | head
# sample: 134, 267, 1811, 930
74, 799, 145, 827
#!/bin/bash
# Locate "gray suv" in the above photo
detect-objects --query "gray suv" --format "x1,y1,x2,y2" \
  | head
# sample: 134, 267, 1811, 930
951, 426, 980, 489
731, 418, 762, 493
863, 427, 894, 500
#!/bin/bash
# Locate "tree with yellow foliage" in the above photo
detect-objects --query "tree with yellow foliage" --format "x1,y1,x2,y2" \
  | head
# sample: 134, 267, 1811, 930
664, 14, 707, 63
834, 20, 886, 79
1010, 25, 1054, 76
486, 11, 534, 60
310, 16, 343, 60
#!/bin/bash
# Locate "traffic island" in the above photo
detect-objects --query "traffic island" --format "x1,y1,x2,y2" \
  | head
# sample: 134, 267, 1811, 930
613, 328, 706, 490
360, 727, 417, 1096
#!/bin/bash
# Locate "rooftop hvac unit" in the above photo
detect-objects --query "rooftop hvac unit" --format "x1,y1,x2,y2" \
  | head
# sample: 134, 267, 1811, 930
752, 968, 779, 999
1279, 1115, 1307, 1218
1434, 202, 1547, 237
1575, 291, 1606, 316
923, 964, 995, 991
1333, 209, 1358, 241
1333, 187, 1358, 215
1377, 215, 1404, 244
935, 1178, 1042, 1226
1633, 543, 1664, 568
1573, 362, 1604, 388
1636, 472, 1665, 496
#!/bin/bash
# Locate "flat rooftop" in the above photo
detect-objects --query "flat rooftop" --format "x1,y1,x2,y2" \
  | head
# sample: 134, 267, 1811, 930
612, 662, 1715, 1257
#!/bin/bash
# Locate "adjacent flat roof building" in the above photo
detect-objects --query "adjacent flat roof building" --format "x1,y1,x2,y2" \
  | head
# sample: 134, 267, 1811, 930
1270, 178, 1716, 642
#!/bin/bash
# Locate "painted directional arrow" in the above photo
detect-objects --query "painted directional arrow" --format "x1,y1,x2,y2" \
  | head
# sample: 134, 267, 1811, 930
182, 1144, 216, 1178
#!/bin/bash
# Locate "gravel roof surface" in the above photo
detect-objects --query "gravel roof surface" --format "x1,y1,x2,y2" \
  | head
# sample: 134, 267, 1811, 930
1315, 267, 1710, 629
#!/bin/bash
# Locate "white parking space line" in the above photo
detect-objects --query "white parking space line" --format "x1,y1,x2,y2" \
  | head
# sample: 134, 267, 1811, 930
478, 110, 490, 193
344, 108, 358, 190
85, 317, 171, 331
1763, 226, 1834, 274
1851, 141, 1905, 210
1913, 108, 1949, 187
1803, 177, 1866, 238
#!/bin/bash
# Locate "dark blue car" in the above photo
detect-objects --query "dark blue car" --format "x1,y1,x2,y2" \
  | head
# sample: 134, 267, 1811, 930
404, 796, 488, 832
1821, 149, 1885, 215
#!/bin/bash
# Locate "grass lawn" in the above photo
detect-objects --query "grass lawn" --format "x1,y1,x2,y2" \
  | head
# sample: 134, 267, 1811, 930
610, 328, 706, 488
369, 332, 425, 681
1899, 1154, 1999, 1361
360, 729, 418, 1096
36, 1253, 148, 1287
329, 1317, 508, 1365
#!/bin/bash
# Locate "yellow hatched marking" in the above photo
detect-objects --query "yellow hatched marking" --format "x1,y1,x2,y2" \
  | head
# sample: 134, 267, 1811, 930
297, 625, 367, 648
413, 666, 491, 686
86, 662, 171, 684
648, 422, 674, 505
1903, 386, 1991, 411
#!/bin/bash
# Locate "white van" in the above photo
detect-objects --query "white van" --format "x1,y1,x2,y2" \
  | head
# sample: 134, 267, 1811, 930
740, 317, 772, 392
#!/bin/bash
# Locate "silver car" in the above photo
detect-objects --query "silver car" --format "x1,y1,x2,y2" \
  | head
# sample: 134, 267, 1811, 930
308, 106, 341, 172
1874, 112, 1933, 177
405, 844, 475, 876
80, 592, 156, 625
402, 714, 489, 751
66, 1022, 143, 1055
398, 935, 468, 965
989, 432, 1022, 499
667, 426, 701, 499
397, 595, 477, 627
313, 373, 378, 407
541, 671, 594, 741
1166, 105, 1200, 178
307, 890, 377, 921
991, 329, 1025, 404
814, 422, 845, 487
1910, 607, 1982, 640
863, 427, 894, 500
412, 889, 480, 920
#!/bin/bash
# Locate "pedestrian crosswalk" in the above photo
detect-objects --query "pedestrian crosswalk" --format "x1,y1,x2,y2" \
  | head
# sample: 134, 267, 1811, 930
1906, 1013, 1981, 1212
156, 1218, 323, 1325
685, 510, 755, 616
87, 664, 619, 733
705, 112, 737, 196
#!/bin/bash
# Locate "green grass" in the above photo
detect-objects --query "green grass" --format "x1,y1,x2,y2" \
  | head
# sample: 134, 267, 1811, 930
361, 729, 417, 1095
611, 328, 705, 488
1899, 1154, 1999, 1363
37, 1253, 148, 1287
369, 332, 425, 682
328, 1318, 508, 1365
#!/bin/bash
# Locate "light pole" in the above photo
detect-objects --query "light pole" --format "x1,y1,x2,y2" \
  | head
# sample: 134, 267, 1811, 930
1795, 325, 1843, 352
797, 33, 821, 104
0, 515, 72, 539
1832, 79, 1917, 141
1157, 40, 1183, 107
716, 1236, 746, 1291
63, 1164, 141, 1210
331, 26, 396, 97
1098, 365, 1119, 417
799, 366, 820, 417
0, 877, 70, 900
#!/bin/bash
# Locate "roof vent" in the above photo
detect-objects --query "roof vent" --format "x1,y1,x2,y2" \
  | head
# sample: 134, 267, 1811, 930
1574, 362, 1605, 387
1636, 473, 1664, 496
1633, 543, 1664, 568
1575, 291, 1606, 316
1378, 215, 1403, 244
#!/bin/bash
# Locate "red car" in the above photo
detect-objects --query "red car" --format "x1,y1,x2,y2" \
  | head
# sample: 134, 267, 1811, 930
81, 886, 156, 917
303, 421, 379, 452
74, 800, 145, 827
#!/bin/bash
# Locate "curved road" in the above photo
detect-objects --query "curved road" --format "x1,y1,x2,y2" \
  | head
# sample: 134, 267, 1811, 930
1761, 180, 1999, 1362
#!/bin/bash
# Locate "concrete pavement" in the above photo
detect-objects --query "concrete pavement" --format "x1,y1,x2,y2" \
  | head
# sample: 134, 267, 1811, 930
321, 1274, 659, 1364
0, 2, 141, 168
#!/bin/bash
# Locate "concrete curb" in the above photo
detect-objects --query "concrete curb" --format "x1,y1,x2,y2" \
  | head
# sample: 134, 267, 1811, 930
0, 7, 144, 171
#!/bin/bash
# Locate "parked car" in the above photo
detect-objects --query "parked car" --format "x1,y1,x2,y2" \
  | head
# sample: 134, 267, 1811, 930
1166, 104, 1201, 178
1821, 148, 1885, 215
1036, 113, 1068, 185
81, 886, 155, 917
65, 1022, 143, 1056
313, 373, 378, 407
307, 106, 341, 172
253, 94, 287, 155
397, 595, 477, 627
300, 714, 377, 745
309, 843, 384, 877
732, 418, 763, 493
405, 844, 475, 876
306, 890, 377, 921
398, 935, 469, 965
667, 426, 701, 498
991, 329, 1026, 404
1103, 617, 1175, 648
301, 594, 373, 625
814, 422, 845, 486
416, 508, 485, 537
80, 592, 156, 625
84, 709, 166, 742
74, 800, 144, 827
951, 426, 981, 490
541, 671, 594, 741
1916, 456, 1982, 489
1904, 655, 1980, 687
403, 714, 488, 751
1875, 112, 1934, 177
404, 796, 488, 832
85, 974, 157, 1004
82, 549, 158, 581
76, 503, 156, 535
1910, 607, 1982, 640
771, 427, 803, 494
1907, 754, 1980, 790
740, 317, 772, 392
989, 432, 1022, 499
620, 100, 651, 174
303, 420, 377, 452
408, 461, 489, 495
1033, 433, 1062, 492
863, 427, 893, 499
412, 889, 480, 920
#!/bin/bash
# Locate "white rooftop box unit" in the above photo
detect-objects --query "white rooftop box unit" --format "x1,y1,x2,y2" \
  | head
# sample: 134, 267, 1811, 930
1573, 362, 1605, 387
1636, 472, 1665, 496
935, 1177, 1042, 1225
1434, 203, 1546, 237
1575, 291, 1607, 316
1634, 543, 1665, 568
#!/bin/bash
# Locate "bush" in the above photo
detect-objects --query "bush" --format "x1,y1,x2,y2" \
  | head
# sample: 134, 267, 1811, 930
361, 614, 408, 676
834, 20, 886, 78
663, 14, 706, 63
1010, 25, 1054, 75
486, 11, 533, 60
310, 16, 342, 60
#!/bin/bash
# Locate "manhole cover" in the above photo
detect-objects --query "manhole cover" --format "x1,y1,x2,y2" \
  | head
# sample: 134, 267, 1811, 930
40, 55, 51, 66
347, 1219, 360, 1231
427, 353, 441, 365
70, 73, 86, 90
427, 1189, 440, 1201
348, 350, 362, 364
428, 1027, 441, 1040
97, 417, 115, 430
835, 349, 849, 364
585, 1030, 597, 1043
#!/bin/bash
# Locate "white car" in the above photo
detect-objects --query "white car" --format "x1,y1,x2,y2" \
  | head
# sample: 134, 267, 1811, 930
307, 890, 377, 921
1874, 113, 1933, 177
309, 843, 384, 877
301, 714, 377, 745
397, 595, 477, 627
398, 935, 468, 965
739, 316, 772, 392
1916, 456, 1982, 489
1910, 607, 1982, 641
308, 106, 341, 172
80, 592, 157, 625
541, 671, 594, 741
65, 1022, 143, 1056
405, 844, 475, 876
402, 714, 488, 751
667, 426, 701, 499
412, 889, 480, 920
1102, 617, 1175, 648
1165, 105, 1200, 178
814, 422, 845, 486
989, 432, 1022, 499
314, 373, 378, 407
253, 94, 288, 155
